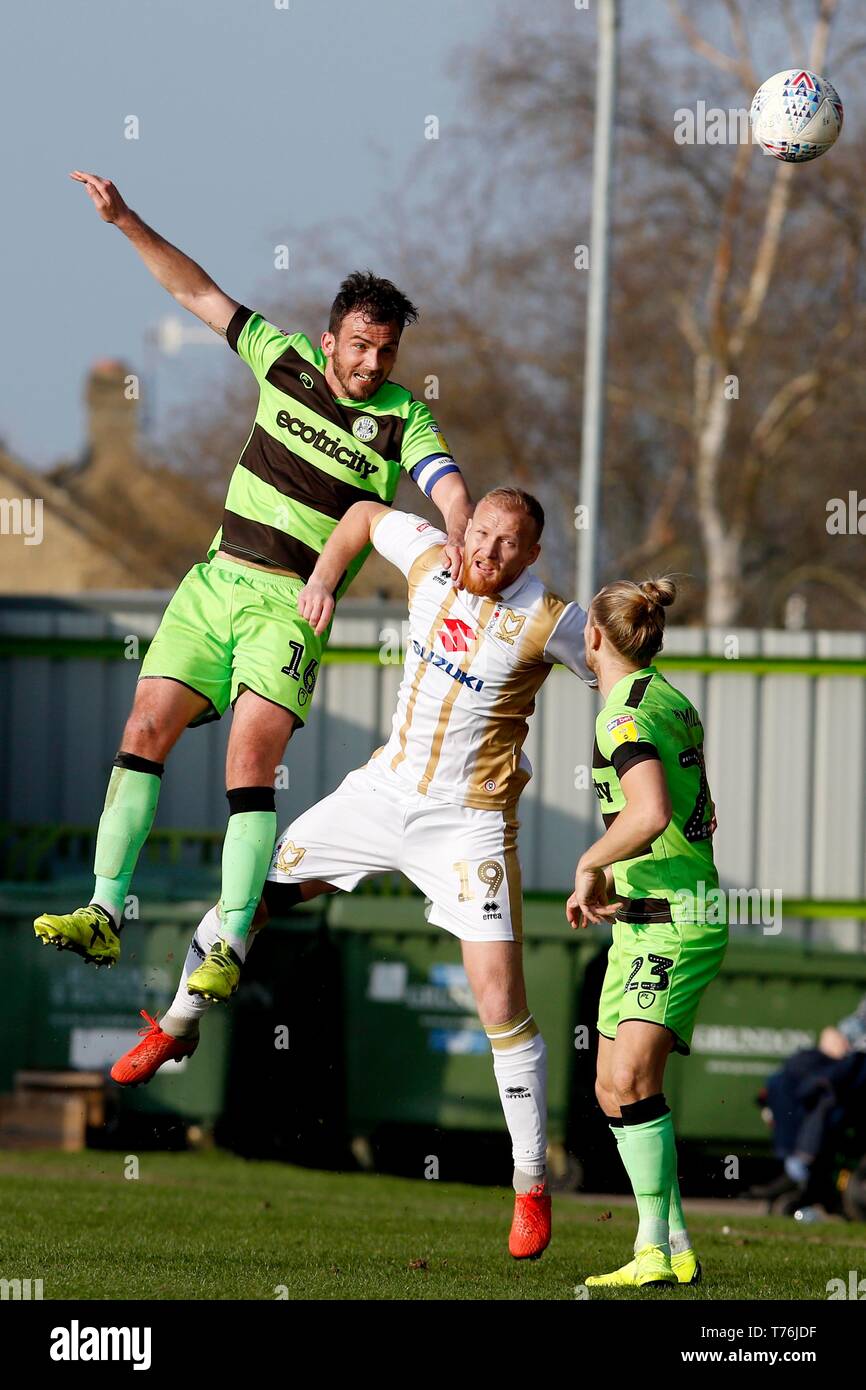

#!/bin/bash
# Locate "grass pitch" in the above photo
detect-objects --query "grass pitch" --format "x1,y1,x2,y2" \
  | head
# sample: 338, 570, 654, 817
2, 1149, 860, 1300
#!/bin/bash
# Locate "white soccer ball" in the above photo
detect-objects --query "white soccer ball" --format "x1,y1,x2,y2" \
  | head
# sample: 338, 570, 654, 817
749, 68, 843, 162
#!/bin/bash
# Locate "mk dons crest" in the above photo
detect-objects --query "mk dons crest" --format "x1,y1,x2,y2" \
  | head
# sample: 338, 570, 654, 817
493, 609, 526, 645
275, 839, 306, 874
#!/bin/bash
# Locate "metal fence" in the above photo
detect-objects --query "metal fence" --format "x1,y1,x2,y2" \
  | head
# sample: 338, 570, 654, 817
1, 592, 864, 948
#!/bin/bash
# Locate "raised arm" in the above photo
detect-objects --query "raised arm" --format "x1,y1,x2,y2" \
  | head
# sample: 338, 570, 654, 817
298, 501, 389, 635
70, 171, 239, 335
429, 470, 472, 584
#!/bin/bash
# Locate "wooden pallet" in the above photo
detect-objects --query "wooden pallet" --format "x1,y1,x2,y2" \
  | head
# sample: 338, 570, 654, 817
0, 1069, 106, 1150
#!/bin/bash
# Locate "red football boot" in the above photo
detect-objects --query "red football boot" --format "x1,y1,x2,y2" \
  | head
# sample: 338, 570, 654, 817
110, 1010, 198, 1086
509, 1182, 552, 1259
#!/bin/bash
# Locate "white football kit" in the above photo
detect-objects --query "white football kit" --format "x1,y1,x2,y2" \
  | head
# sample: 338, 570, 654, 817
268, 511, 594, 941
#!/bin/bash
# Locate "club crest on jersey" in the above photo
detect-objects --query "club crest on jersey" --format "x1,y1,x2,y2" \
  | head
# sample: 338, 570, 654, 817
492, 608, 526, 645
352, 415, 379, 442
299, 372, 314, 389
439, 617, 475, 653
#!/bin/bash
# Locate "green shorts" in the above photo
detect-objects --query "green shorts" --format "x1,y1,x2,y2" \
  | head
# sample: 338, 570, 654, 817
139, 555, 327, 727
597, 914, 728, 1056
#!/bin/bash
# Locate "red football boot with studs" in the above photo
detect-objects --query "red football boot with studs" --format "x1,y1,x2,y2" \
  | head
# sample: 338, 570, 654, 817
110, 1010, 198, 1086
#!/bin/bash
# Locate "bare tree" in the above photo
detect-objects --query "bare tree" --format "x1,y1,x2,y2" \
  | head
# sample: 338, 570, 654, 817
157, 1, 866, 626
669, 0, 860, 623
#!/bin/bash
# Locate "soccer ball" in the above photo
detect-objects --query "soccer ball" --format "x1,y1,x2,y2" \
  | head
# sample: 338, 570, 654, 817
749, 69, 843, 162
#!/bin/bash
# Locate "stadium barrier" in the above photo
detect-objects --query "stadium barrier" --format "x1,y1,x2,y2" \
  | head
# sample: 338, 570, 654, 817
2, 617, 865, 946
4, 882, 866, 1187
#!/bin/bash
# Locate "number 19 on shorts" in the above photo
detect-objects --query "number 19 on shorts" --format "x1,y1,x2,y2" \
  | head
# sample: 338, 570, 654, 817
453, 859, 505, 904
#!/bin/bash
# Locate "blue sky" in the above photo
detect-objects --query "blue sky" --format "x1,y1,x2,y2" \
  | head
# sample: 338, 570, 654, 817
0, 0, 505, 467
3, 0, 854, 469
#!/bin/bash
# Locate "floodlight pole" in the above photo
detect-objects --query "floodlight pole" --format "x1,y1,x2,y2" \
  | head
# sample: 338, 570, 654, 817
141, 315, 223, 439
577, 0, 620, 604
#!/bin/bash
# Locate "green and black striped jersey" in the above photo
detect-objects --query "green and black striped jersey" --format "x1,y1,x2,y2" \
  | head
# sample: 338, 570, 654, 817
592, 666, 719, 920
211, 306, 459, 591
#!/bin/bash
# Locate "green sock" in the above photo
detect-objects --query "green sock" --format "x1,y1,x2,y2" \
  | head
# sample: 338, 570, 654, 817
610, 1121, 630, 1173
620, 1105, 677, 1255
613, 1114, 690, 1255
610, 1122, 650, 1247
669, 1169, 691, 1254
92, 759, 163, 923
217, 799, 276, 953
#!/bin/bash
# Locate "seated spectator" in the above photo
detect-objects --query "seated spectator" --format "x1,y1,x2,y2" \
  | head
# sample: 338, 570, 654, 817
751, 995, 866, 1212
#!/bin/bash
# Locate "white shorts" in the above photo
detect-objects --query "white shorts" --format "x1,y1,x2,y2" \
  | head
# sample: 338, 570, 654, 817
268, 760, 524, 943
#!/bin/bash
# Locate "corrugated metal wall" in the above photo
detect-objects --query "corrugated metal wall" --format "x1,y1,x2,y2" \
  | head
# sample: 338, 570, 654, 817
1, 594, 864, 945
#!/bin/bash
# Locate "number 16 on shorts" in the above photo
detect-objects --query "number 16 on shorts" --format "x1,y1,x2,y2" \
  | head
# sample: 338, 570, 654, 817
281, 639, 320, 708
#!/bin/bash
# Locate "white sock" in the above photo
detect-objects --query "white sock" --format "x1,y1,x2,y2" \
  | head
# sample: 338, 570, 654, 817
487, 1012, 548, 1182
669, 1228, 692, 1256
160, 907, 223, 1038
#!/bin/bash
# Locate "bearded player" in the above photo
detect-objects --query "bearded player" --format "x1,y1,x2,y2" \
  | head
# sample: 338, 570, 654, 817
112, 488, 595, 1259
34, 171, 471, 988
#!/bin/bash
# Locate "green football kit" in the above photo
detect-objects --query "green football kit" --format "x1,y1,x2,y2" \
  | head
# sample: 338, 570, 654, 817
593, 665, 727, 1055
141, 306, 459, 725
34, 305, 462, 965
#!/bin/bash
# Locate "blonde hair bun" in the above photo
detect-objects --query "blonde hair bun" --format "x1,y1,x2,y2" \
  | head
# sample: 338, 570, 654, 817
589, 575, 678, 665
639, 577, 677, 610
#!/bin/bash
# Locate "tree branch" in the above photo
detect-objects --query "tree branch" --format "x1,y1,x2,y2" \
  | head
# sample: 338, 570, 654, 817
667, 0, 749, 80
722, 0, 758, 91
731, 0, 839, 354
607, 385, 691, 431
772, 565, 866, 622
779, 0, 807, 63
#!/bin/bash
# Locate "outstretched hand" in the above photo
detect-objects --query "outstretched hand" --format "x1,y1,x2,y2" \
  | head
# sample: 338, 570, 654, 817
70, 171, 130, 225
